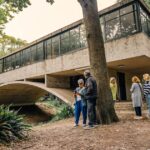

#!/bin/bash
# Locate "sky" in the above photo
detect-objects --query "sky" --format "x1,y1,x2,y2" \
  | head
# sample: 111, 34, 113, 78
5, 0, 116, 42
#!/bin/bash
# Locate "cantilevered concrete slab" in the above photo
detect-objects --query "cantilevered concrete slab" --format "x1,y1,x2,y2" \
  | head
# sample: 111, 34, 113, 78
0, 81, 74, 106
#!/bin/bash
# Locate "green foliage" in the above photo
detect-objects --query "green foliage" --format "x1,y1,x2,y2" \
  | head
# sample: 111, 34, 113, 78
0, 34, 27, 57
44, 98, 74, 122
144, 0, 150, 7
0, 105, 31, 143
0, 0, 30, 34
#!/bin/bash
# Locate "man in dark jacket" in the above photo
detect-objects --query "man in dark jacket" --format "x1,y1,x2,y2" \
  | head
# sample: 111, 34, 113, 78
84, 70, 97, 129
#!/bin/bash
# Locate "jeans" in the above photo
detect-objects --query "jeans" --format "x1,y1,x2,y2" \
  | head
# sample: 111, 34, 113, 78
87, 99, 96, 126
74, 101, 87, 125
134, 107, 142, 116
146, 94, 150, 115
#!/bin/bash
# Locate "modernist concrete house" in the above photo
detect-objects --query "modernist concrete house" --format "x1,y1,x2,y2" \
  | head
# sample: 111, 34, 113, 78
0, 0, 149, 105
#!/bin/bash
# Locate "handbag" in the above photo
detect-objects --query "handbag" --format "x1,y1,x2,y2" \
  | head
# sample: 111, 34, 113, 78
138, 83, 144, 100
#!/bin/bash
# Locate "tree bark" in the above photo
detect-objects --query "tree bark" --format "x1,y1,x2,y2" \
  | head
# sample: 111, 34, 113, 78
78, 0, 119, 124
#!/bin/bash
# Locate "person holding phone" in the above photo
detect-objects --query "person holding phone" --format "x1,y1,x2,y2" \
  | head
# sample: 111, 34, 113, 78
74, 79, 87, 128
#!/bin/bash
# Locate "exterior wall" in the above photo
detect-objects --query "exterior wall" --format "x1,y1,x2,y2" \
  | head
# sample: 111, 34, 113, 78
0, 32, 149, 84
105, 33, 150, 62
46, 75, 70, 88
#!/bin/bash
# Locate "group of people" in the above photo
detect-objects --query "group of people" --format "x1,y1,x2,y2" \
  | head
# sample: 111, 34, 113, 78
73, 70, 150, 128
130, 73, 150, 119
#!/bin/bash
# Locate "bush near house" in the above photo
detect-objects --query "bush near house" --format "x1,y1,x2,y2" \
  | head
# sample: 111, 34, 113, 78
0, 105, 31, 143
43, 96, 74, 122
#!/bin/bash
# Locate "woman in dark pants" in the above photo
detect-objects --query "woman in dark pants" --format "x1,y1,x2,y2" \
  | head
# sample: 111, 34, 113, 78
130, 76, 143, 119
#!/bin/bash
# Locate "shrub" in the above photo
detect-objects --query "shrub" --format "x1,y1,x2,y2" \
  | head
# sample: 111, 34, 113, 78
0, 105, 31, 143
51, 105, 74, 122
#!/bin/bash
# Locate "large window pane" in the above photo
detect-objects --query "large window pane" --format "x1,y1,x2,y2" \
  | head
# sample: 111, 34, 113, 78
22, 48, 31, 66
11, 54, 16, 69
120, 12, 137, 35
105, 10, 119, 21
0, 59, 3, 73
140, 7, 150, 35
46, 39, 52, 59
15, 52, 21, 69
70, 26, 80, 50
141, 14, 148, 33
100, 23, 106, 41
37, 42, 44, 61
148, 20, 150, 35
31, 45, 37, 63
60, 31, 70, 54
52, 35, 60, 58
4, 56, 12, 72
80, 24, 87, 48
105, 18, 120, 40
120, 5, 134, 15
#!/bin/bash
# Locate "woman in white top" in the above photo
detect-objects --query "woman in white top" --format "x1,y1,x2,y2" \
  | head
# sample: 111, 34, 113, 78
74, 79, 87, 127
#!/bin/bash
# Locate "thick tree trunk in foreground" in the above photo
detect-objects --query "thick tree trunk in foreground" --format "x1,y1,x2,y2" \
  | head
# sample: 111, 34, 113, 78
78, 0, 119, 124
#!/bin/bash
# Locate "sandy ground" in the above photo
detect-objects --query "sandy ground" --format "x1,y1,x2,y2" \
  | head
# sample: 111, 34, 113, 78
1, 113, 150, 150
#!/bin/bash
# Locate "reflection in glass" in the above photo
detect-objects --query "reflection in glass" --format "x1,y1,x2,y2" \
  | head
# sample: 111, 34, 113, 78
37, 42, 44, 61
80, 24, 87, 48
52, 35, 60, 58
106, 18, 120, 40
61, 31, 70, 54
120, 12, 136, 35
70, 27, 80, 50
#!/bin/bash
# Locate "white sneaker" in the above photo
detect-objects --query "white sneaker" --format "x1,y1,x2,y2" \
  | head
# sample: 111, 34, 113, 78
146, 114, 150, 119
84, 125, 95, 130
134, 116, 141, 120
74, 124, 79, 128
82, 124, 86, 127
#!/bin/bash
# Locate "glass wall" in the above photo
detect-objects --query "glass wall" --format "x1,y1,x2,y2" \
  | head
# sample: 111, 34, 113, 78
4, 56, 12, 72
22, 48, 31, 66
70, 26, 80, 50
45, 39, 52, 59
1, 1, 150, 74
0, 59, 3, 73
51, 35, 60, 58
80, 24, 87, 48
101, 3, 138, 41
140, 6, 150, 35
37, 42, 44, 61
30, 45, 37, 63
60, 31, 70, 55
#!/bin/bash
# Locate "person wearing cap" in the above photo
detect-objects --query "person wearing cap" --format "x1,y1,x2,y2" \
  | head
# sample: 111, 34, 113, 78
74, 79, 87, 127
143, 73, 150, 119
84, 70, 97, 129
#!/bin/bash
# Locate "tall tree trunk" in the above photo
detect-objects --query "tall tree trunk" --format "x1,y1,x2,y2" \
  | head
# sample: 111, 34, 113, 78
78, 0, 119, 124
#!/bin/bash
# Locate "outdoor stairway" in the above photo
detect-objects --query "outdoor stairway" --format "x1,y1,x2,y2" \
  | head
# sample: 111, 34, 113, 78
115, 101, 147, 111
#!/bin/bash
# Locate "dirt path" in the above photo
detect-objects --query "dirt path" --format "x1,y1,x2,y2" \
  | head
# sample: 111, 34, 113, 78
1, 117, 150, 150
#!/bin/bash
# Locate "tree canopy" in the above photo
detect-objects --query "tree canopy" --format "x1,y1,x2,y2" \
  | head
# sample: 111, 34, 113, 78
0, 0, 31, 35
0, 34, 27, 57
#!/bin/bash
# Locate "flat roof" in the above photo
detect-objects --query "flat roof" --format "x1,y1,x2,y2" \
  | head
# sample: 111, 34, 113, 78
1, 0, 149, 60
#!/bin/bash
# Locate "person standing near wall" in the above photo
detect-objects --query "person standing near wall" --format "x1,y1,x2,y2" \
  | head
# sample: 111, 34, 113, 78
143, 73, 150, 119
84, 70, 97, 129
130, 76, 143, 119
110, 77, 118, 102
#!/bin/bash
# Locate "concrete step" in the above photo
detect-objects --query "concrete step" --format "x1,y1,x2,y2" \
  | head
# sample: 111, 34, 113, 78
115, 101, 147, 111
